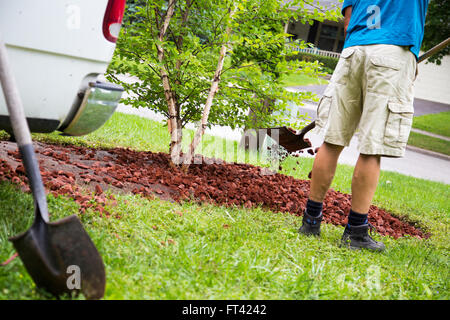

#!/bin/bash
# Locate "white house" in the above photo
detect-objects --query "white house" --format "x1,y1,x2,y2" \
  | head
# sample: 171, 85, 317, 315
415, 55, 450, 105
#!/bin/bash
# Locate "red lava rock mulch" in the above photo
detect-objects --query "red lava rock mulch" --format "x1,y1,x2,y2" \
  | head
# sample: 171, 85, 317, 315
0, 140, 429, 239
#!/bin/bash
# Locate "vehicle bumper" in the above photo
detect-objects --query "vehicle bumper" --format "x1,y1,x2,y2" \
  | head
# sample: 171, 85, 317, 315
59, 81, 123, 136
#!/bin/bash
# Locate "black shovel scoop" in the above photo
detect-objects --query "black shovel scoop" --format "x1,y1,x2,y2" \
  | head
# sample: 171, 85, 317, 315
265, 121, 316, 153
0, 36, 105, 299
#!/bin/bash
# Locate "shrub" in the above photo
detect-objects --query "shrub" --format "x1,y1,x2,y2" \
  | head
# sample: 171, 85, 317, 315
288, 52, 339, 73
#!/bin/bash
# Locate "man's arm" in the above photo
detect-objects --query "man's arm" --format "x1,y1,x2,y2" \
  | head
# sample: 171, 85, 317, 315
343, 5, 352, 39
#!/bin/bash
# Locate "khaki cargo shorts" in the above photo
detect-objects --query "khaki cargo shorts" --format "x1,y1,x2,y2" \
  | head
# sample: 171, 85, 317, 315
314, 44, 417, 157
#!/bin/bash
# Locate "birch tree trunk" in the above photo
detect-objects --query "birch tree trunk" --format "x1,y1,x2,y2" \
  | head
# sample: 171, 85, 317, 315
156, 0, 183, 165
182, 5, 237, 170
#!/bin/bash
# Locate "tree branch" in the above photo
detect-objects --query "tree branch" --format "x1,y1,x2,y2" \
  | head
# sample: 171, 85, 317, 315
155, 0, 182, 164
182, 3, 238, 168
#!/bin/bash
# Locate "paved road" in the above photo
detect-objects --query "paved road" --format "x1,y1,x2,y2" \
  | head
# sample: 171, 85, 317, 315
286, 85, 450, 116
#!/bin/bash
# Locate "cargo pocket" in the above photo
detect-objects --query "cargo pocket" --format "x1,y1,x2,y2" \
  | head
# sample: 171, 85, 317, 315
384, 102, 414, 147
315, 95, 332, 130
331, 48, 355, 85
368, 56, 405, 96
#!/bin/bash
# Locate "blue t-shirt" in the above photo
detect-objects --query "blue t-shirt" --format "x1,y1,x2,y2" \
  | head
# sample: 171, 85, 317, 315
342, 0, 429, 59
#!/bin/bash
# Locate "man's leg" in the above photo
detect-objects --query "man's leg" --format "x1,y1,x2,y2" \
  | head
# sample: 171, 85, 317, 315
309, 142, 344, 202
341, 153, 385, 251
297, 46, 361, 236
299, 142, 343, 236
351, 154, 380, 214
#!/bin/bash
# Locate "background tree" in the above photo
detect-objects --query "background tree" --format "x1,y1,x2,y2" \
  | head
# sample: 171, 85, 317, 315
422, 0, 450, 65
107, 0, 341, 166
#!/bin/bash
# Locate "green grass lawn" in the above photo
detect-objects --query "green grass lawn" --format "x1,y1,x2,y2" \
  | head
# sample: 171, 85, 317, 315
408, 131, 450, 156
413, 112, 450, 138
281, 73, 328, 87
408, 112, 450, 155
0, 112, 449, 300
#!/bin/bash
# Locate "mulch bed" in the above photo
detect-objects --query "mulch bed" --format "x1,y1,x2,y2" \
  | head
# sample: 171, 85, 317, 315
0, 140, 429, 239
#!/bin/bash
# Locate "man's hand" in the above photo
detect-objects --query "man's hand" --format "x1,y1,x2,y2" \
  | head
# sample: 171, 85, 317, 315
344, 6, 352, 39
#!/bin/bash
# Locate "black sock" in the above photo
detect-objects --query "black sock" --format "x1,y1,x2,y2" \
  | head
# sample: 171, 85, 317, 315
348, 209, 368, 226
306, 199, 323, 217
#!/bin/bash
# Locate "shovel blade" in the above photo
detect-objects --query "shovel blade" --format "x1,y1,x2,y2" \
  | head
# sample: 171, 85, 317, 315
9, 214, 105, 299
266, 127, 312, 153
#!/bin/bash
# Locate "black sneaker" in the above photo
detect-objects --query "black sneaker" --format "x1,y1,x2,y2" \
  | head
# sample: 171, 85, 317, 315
340, 223, 386, 252
298, 210, 322, 236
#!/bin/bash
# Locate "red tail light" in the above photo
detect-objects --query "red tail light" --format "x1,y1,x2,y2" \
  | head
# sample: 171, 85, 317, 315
103, 0, 127, 43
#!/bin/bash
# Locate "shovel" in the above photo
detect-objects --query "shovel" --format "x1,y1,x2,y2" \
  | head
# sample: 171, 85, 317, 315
266, 121, 315, 153
0, 35, 105, 299
268, 37, 450, 154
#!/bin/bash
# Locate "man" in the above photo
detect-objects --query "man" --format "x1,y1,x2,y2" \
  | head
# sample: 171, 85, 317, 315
298, 0, 429, 251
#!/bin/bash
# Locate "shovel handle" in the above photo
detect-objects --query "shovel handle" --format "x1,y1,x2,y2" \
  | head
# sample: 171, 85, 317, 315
0, 35, 49, 222
418, 37, 450, 63
298, 120, 316, 137
0, 41, 32, 147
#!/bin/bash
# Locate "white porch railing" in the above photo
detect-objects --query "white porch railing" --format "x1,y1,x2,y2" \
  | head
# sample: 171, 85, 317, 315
292, 47, 341, 59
